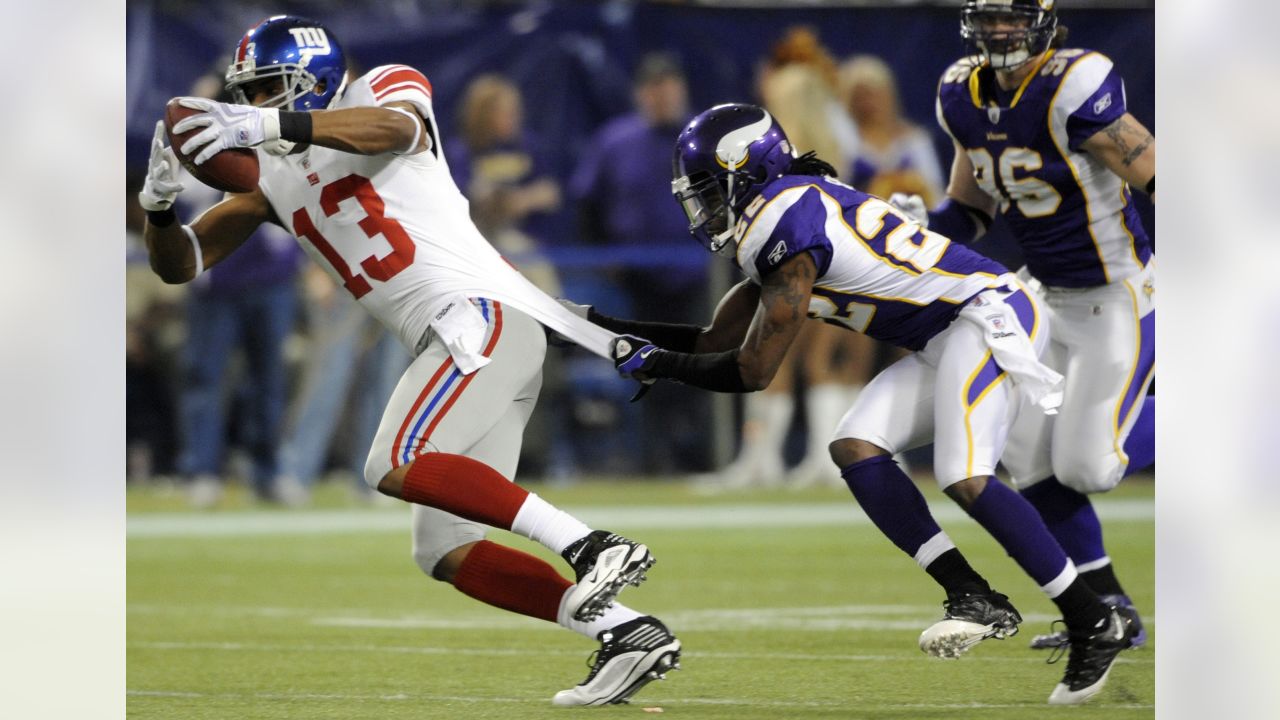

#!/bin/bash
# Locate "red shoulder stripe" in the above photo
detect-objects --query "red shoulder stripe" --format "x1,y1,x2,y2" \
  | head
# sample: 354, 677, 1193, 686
371, 67, 433, 99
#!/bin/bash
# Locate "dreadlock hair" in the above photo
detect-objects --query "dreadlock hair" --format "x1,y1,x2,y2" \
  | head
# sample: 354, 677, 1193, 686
786, 150, 838, 178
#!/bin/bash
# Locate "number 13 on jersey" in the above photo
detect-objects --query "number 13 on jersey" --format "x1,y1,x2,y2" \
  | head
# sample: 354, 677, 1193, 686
292, 174, 416, 299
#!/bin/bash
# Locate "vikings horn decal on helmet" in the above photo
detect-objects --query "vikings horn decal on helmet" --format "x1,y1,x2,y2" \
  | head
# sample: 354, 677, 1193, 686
671, 104, 795, 256
225, 15, 349, 112
961, 0, 1058, 71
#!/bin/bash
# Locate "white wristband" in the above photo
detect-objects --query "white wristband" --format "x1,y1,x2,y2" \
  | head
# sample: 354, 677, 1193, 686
181, 224, 205, 278
384, 105, 423, 155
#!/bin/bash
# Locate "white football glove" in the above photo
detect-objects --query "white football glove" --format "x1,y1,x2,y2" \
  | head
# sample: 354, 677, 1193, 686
888, 193, 929, 227
172, 97, 284, 165
138, 120, 185, 212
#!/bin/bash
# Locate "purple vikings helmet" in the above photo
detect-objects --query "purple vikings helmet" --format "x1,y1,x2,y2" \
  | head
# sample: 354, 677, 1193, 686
961, 0, 1058, 71
672, 104, 795, 256
225, 16, 348, 111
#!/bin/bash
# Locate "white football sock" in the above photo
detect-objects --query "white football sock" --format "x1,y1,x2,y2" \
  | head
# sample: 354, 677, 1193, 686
510, 493, 591, 555
557, 590, 644, 640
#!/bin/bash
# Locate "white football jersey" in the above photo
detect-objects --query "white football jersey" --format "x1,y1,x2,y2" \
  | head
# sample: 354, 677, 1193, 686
256, 65, 525, 353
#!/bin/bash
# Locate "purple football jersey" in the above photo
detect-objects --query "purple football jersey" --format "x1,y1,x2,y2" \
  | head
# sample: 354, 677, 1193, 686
735, 175, 1009, 351
937, 49, 1151, 288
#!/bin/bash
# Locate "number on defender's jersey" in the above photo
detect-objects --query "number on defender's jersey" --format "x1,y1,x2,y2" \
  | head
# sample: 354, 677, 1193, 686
809, 287, 876, 332
854, 198, 950, 272
292, 174, 416, 299
967, 147, 1062, 218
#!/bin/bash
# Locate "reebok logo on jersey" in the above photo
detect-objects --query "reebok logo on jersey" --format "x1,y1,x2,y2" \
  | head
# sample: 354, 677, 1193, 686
768, 240, 788, 265
1094, 92, 1113, 115
434, 302, 455, 321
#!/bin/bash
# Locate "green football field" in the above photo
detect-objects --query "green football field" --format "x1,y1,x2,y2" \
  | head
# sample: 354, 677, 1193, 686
127, 477, 1154, 719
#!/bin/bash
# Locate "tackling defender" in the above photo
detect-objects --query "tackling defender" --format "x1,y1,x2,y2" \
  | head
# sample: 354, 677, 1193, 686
137, 15, 679, 706
891, 0, 1155, 652
573, 102, 1136, 704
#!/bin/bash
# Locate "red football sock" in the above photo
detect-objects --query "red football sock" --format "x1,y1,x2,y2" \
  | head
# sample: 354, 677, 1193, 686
452, 540, 571, 622
400, 453, 528, 529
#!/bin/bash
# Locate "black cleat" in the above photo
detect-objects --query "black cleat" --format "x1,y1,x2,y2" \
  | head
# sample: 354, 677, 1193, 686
561, 530, 656, 621
919, 589, 1022, 658
1031, 593, 1147, 650
551, 616, 681, 706
1047, 606, 1139, 704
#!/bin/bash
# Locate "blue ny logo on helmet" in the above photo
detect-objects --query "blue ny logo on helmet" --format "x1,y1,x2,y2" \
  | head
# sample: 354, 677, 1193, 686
671, 104, 794, 256
225, 16, 349, 111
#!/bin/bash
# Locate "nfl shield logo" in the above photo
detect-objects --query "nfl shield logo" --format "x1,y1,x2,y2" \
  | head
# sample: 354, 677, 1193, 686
987, 105, 1001, 124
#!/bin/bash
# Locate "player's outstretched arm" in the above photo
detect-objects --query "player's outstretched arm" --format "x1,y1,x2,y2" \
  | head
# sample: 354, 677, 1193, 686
698, 279, 763, 353
173, 98, 428, 163
144, 190, 273, 284
1081, 113, 1155, 201
736, 253, 816, 390
610, 259, 811, 394
307, 101, 428, 156
139, 118, 271, 283
570, 279, 760, 355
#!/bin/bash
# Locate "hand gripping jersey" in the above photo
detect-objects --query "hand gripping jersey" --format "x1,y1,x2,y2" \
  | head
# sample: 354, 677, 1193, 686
254, 65, 615, 363
936, 49, 1151, 288
734, 175, 1009, 351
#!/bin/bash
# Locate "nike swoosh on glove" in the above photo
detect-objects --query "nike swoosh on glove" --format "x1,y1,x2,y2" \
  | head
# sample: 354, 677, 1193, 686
611, 335, 659, 402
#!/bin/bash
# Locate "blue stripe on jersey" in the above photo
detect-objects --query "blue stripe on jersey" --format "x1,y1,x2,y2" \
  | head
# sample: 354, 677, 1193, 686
965, 354, 1003, 407
399, 297, 491, 464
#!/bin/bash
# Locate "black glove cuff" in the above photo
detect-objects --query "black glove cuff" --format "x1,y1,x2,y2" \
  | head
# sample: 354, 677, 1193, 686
279, 111, 314, 144
647, 348, 748, 393
146, 208, 177, 227
588, 307, 703, 353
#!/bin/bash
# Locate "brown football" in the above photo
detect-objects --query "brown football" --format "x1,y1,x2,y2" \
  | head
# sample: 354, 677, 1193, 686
164, 99, 260, 194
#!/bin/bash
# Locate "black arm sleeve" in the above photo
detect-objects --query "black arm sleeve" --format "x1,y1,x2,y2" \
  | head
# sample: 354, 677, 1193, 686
645, 348, 750, 393
588, 307, 703, 354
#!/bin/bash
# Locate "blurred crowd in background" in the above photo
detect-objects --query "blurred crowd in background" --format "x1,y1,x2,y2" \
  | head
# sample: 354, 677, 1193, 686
125, 0, 1154, 506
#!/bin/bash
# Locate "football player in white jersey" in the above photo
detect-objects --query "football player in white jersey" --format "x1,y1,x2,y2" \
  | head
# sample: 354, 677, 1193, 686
136, 15, 679, 706
572, 103, 1136, 704
890, 0, 1155, 652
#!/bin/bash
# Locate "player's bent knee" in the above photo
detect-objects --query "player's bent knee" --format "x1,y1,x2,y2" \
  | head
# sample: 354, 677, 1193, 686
942, 475, 989, 508
372, 463, 409, 497
829, 438, 889, 468
419, 541, 479, 583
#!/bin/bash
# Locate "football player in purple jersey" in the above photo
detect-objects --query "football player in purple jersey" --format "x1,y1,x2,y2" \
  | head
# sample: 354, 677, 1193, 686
890, 0, 1155, 658
563, 103, 1137, 704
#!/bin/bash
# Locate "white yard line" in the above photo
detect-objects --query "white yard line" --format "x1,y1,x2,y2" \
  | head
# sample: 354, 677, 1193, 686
126, 688, 1154, 710
129, 601, 1155, 633
129, 639, 1152, 666
128, 499, 1153, 538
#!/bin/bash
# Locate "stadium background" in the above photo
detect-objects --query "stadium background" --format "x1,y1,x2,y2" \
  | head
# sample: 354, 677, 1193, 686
125, 0, 1154, 486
